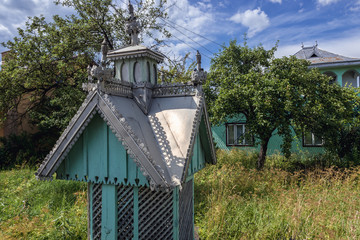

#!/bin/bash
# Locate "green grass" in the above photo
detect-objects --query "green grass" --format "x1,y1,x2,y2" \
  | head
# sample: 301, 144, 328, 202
1, 150, 360, 239
194, 149, 360, 239
0, 168, 87, 240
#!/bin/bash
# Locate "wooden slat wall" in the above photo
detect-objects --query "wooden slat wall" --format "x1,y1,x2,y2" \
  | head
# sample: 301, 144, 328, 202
56, 114, 149, 186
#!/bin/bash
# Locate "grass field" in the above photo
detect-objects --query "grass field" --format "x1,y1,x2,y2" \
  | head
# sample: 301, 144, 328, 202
1, 150, 360, 239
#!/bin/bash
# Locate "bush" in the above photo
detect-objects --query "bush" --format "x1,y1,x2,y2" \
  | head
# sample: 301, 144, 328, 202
0, 130, 58, 169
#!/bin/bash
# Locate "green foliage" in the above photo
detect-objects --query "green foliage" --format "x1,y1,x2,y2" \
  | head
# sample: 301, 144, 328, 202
324, 118, 360, 162
205, 40, 360, 168
55, 0, 170, 49
0, 133, 47, 169
0, 0, 169, 133
0, 168, 87, 239
194, 150, 360, 239
159, 53, 196, 84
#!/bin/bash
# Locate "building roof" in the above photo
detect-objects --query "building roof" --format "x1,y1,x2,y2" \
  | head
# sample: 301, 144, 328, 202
107, 45, 164, 63
35, 82, 216, 190
294, 45, 360, 67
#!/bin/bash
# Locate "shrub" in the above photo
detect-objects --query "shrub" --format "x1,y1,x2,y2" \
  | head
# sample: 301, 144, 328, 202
0, 129, 58, 169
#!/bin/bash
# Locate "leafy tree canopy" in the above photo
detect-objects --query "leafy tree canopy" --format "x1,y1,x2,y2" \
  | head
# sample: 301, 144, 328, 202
204, 40, 360, 169
0, 0, 169, 133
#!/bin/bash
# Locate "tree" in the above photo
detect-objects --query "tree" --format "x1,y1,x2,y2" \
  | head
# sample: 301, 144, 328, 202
158, 53, 195, 84
0, 0, 169, 133
204, 40, 359, 169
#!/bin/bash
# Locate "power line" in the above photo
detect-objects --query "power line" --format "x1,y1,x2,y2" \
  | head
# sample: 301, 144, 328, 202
160, 17, 224, 48
160, 18, 214, 56
169, 33, 212, 60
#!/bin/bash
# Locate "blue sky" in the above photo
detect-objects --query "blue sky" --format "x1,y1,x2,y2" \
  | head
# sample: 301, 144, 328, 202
1, 0, 360, 69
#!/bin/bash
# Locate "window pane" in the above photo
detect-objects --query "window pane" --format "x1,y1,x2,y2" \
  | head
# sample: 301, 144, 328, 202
227, 125, 235, 145
134, 62, 141, 82
237, 125, 244, 145
342, 71, 357, 88
121, 62, 129, 82
244, 125, 253, 145
314, 135, 323, 145
304, 132, 312, 145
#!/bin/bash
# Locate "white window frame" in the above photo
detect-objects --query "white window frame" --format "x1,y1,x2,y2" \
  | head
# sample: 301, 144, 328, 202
226, 123, 253, 146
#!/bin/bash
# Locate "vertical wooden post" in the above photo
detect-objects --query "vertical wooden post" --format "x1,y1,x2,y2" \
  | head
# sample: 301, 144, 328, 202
173, 187, 179, 240
101, 184, 117, 240
87, 182, 91, 240
133, 186, 139, 239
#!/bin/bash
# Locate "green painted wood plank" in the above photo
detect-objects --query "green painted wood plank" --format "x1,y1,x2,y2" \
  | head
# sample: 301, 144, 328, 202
198, 136, 205, 170
88, 115, 107, 182
54, 113, 149, 186
101, 184, 117, 240
83, 129, 88, 178
67, 135, 84, 180
108, 126, 127, 184
133, 186, 139, 240
127, 155, 138, 186
105, 124, 109, 181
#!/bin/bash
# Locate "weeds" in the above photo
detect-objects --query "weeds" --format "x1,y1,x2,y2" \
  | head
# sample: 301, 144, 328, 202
1, 151, 360, 239
0, 168, 87, 240
194, 149, 360, 239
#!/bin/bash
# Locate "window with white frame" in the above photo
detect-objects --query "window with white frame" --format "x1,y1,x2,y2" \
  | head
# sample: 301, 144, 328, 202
303, 131, 324, 147
226, 123, 253, 146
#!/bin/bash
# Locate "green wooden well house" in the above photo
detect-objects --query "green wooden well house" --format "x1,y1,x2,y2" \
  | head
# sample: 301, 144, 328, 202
36, 4, 216, 240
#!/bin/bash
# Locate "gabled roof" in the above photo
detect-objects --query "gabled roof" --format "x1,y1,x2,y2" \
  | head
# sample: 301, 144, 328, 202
294, 45, 360, 67
36, 83, 216, 190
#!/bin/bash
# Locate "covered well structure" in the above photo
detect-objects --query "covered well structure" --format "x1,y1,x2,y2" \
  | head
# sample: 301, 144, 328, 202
36, 4, 216, 239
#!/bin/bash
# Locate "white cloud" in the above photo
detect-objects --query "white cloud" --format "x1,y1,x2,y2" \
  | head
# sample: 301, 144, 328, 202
269, 0, 282, 3
317, 0, 340, 6
349, 0, 360, 11
152, 0, 219, 64
0, 24, 11, 35
229, 8, 270, 37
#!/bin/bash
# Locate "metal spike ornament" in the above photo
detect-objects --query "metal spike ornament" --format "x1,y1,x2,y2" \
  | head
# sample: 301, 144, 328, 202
126, 2, 141, 46
85, 37, 113, 86
191, 50, 207, 85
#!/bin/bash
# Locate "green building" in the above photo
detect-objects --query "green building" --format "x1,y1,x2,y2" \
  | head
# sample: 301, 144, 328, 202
212, 43, 360, 154
36, 5, 216, 240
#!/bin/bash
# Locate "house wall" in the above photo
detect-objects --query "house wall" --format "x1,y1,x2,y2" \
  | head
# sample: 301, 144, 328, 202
319, 65, 360, 86
212, 114, 324, 155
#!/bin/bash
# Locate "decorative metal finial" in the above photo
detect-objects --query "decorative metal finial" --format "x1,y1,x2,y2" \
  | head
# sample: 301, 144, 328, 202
315, 40, 318, 47
126, 2, 141, 46
301, 42, 304, 49
196, 50, 202, 71
191, 50, 207, 85
101, 38, 108, 67
85, 37, 113, 86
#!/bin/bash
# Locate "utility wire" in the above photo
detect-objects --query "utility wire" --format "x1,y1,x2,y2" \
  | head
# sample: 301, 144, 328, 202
160, 18, 214, 55
160, 16, 224, 48
169, 33, 212, 60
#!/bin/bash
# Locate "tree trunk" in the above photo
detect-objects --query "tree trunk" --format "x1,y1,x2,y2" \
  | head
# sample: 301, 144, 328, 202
257, 139, 269, 170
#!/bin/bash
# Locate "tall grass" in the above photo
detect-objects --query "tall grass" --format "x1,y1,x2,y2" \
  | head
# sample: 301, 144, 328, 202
0, 168, 87, 239
1, 150, 360, 239
194, 149, 360, 239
